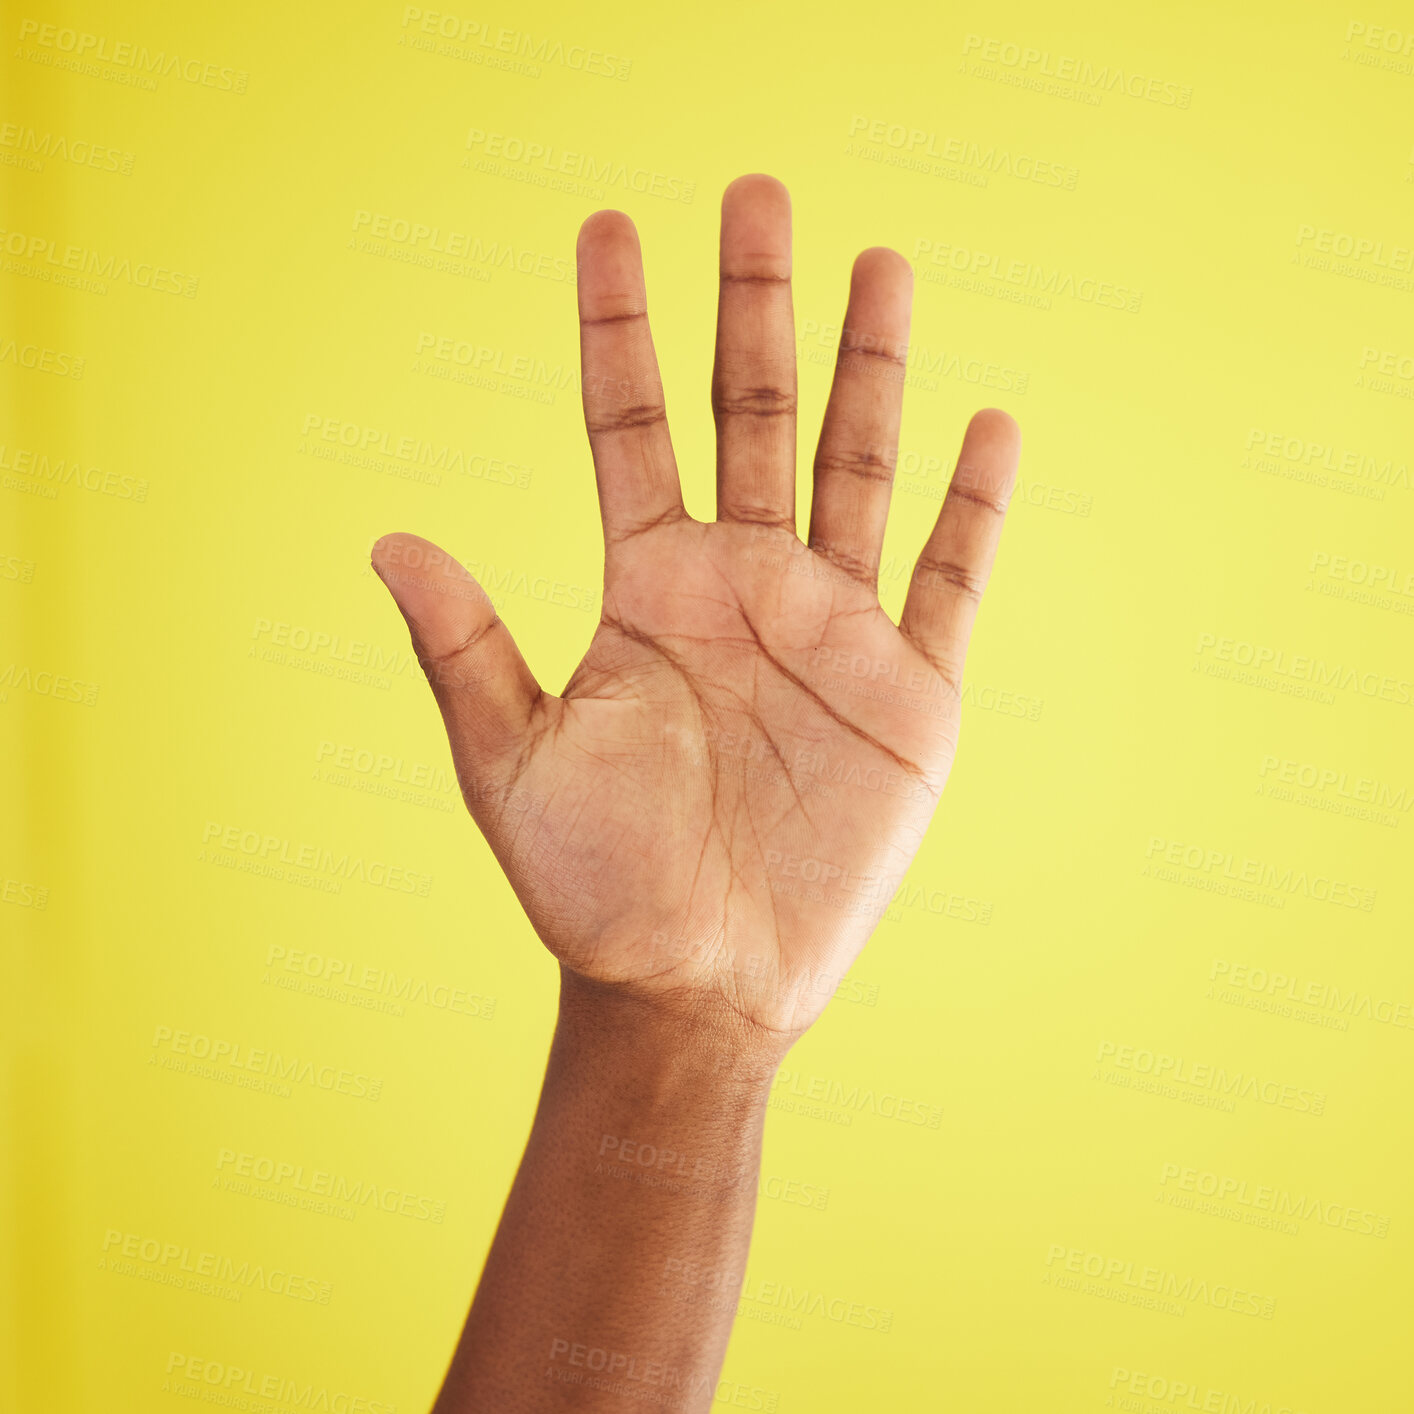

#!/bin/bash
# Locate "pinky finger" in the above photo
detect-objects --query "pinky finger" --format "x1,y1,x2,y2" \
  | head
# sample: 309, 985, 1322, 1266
898, 409, 1021, 691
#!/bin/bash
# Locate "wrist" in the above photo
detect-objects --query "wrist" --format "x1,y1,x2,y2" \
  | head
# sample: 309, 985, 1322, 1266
554, 967, 791, 1099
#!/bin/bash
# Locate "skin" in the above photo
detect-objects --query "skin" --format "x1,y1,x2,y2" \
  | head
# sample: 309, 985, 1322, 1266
372, 173, 1021, 1412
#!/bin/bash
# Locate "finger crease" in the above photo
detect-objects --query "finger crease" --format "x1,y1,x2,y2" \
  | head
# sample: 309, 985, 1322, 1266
586, 404, 668, 433
814, 450, 894, 485
720, 272, 791, 285
608, 504, 689, 544
810, 541, 878, 583
418, 615, 500, 669
720, 505, 796, 533
841, 343, 907, 368
713, 389, 797, 418
947, 482, 1009, 515
581, 309, 647, 326
914, 556, 985, 602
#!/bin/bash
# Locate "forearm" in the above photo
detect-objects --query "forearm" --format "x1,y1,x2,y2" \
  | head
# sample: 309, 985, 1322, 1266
432, 968, 789, 1414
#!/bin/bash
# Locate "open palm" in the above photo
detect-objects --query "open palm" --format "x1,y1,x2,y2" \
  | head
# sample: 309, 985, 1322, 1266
372, 175, 1020, 1041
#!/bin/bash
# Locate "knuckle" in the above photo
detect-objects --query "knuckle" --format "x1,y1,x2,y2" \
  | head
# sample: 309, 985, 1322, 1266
813, 448, 895, 486
586, 402, 668, 434
913, 555, 986, 602
712, 385, 797, 418
946, 479, 1009, 515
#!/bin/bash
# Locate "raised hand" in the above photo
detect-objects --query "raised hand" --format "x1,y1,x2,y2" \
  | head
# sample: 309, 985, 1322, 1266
372, 174, 1020, 1044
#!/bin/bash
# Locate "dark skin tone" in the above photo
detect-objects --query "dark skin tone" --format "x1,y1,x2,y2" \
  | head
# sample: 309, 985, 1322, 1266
373, 172, 1021, 1412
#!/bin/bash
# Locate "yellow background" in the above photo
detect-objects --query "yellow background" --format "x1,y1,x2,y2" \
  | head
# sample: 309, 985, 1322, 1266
4, 0, 1412, 1409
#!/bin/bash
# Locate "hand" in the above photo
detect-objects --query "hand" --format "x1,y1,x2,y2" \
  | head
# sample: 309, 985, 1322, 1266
372, 174, 1020, 1046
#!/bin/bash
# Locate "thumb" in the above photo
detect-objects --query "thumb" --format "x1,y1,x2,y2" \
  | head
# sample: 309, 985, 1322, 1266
371, 532, 544, 796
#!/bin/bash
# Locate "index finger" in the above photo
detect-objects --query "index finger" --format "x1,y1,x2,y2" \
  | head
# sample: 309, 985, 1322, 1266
577, 210, 686, 546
